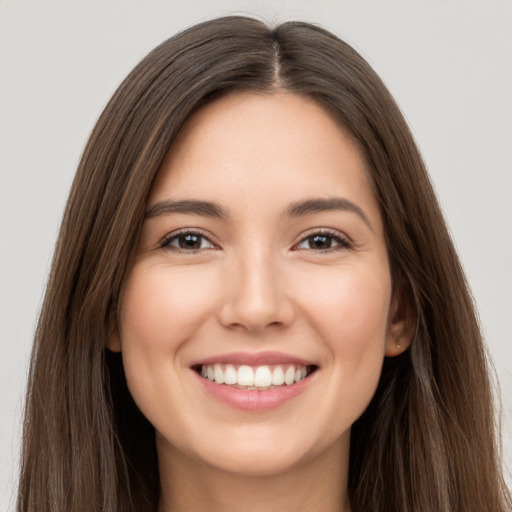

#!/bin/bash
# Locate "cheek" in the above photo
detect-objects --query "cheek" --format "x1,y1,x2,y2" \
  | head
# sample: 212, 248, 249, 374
295, 264, 391, 401
117, 262, 229, 438
327, 279, 389, 423
119, 263, 216, 352
116, 263, 219, 414
298, 264, 391, 348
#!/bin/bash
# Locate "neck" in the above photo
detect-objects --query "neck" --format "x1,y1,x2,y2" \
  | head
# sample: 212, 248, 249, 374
157, 435, 351, 512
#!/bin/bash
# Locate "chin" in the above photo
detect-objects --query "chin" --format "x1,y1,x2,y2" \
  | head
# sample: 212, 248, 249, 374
200, 445, 312, 478
164, 421, 349, 479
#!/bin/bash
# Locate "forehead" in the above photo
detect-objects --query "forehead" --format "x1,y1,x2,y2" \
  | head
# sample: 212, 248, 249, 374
149, 91, 381, 229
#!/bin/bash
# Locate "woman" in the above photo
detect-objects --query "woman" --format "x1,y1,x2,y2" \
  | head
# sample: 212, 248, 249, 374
17, 16, 511, 512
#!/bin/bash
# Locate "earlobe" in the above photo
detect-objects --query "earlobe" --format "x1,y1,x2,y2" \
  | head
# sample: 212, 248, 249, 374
385, 337, 410, 357
107, 323, 122, 353
385, 282, 414, 357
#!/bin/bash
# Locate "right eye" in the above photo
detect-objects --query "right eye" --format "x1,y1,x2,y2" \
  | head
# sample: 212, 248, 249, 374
161, 231, 217, 252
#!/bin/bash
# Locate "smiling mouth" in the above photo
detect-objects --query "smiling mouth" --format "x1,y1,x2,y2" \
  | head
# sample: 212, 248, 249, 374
193, 363, 318, 390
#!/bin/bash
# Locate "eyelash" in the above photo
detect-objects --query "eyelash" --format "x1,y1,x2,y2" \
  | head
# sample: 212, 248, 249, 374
292, 229, 352, 252
160, 229, 352, 253
160, 229, 218, 252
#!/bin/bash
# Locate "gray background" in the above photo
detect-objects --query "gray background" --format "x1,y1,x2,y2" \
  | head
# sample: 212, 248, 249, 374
1, 1, 511, 510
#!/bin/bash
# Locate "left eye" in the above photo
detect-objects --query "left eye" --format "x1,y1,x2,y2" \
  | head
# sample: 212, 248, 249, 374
295, 233, 349, 251
162, 232, 215, 251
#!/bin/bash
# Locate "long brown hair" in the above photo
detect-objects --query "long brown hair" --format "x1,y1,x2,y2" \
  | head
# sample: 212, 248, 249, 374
17, 16, 511, 512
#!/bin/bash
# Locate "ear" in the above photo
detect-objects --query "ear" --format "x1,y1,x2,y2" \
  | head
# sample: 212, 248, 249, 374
385, 281, 414, 357
107, 316, 122, 353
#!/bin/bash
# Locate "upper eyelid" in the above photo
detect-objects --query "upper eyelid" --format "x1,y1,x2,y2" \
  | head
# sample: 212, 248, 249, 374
295, 227, 351, 242
158, 227, 351, 249
160, 228, 218, 248
292, 228, 353, 250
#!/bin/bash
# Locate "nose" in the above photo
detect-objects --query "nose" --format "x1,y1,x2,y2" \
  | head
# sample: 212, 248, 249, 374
217, 249, 296, 334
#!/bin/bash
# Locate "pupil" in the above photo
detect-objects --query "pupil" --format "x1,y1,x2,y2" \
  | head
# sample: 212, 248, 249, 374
180, 234, 200, 249
311, 235, 330, 249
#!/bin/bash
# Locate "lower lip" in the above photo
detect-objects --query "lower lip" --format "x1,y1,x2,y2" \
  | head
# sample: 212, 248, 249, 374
195, 371, 314, 411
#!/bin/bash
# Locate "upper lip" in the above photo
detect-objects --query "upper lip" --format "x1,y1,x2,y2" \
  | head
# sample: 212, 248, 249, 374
191, 351, 316, 367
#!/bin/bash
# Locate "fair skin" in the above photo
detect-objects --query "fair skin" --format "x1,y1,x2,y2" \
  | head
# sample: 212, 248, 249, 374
110, 91, 411, 512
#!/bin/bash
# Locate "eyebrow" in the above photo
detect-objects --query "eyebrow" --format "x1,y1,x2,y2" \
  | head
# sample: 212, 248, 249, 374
145, 199, 228, 219
145, 196, 372, 230
285, 197, 373, 230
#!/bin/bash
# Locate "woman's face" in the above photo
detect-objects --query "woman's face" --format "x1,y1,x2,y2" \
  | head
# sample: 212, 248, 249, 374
112, 91, 409, 476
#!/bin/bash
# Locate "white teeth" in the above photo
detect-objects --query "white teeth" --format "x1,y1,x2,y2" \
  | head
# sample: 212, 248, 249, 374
214, 364, 224, 384
237, 365, 254, 386
271, 366, 285, 386
284, 366, 295, 385
254, 366, 272, 387
200, 363, 311, 388
224, 364, 237, 385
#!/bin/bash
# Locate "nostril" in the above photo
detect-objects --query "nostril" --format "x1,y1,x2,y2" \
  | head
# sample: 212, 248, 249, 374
217, 282, 296, 333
